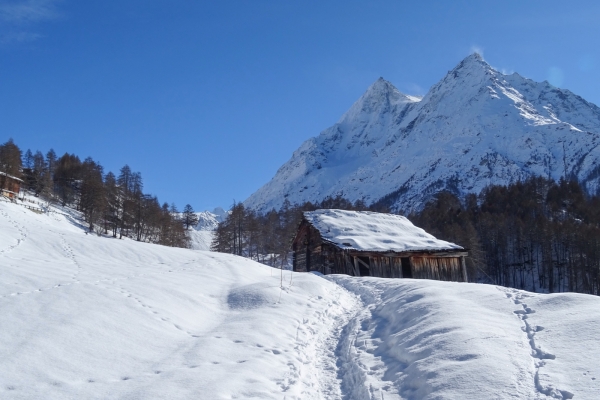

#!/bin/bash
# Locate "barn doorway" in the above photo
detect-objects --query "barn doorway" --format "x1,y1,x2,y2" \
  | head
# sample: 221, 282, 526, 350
358, 256, 371, 276
401, 257, 412, 278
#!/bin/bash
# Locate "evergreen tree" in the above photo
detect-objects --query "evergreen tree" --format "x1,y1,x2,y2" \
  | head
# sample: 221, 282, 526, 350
80, 157, 106, 232
0, 139, 22, 199
54, 153, 82, 206
0, 138, 23, 178
182, 204, 199, 230
103, 172, 119, 236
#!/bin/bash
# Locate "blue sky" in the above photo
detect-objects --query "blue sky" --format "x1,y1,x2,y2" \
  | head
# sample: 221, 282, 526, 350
1, 0, 599, 211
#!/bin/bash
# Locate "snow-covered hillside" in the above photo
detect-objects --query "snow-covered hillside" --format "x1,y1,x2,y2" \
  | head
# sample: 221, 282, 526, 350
245, 53, 600, 212
1, 200, 600, 399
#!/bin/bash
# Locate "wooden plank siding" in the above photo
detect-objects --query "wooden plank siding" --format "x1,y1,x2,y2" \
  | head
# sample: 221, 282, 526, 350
0, 174, 21, 199
410, 256, 464, 281
292, 218, 468, 282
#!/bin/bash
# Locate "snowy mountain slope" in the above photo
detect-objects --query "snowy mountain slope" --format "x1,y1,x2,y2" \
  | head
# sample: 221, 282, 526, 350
188, 208, 227, 251
245, 53, 600, 212
2, 200, 600, 399
195, 207, 227, 231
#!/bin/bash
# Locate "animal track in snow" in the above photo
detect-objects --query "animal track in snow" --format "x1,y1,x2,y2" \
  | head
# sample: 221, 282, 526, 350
0, 209, 27, 256
53, 233, 84, 284
111, 283, 201, 339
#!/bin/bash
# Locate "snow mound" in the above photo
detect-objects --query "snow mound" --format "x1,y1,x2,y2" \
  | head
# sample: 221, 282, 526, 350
304, 209, 462, 252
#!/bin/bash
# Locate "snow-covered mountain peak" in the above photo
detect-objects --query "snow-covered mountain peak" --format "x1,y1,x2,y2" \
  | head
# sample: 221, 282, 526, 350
245, 55, 600, 213
338, 77, 419, 125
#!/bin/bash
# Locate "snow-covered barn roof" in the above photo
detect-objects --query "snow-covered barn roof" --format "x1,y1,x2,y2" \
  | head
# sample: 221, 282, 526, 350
303, 209, 463, 253
0, 171, 23, 182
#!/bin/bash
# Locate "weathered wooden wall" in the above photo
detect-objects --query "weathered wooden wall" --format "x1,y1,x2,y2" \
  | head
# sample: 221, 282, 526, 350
0, 176, 21, 199
410, 256, 464, 282
365, 256, 403, 278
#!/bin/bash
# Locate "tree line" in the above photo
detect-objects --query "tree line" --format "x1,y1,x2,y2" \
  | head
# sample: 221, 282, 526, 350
411, 177, 600, 295
1, 138, 196, 248
213, 177, 600, 296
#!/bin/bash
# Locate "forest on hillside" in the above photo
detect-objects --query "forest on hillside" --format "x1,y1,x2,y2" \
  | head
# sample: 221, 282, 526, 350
213, 177, 600, 296
0, 138, 195, 248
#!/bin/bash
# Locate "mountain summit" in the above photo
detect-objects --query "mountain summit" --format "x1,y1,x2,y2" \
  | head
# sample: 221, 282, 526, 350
245, 54, 600, 212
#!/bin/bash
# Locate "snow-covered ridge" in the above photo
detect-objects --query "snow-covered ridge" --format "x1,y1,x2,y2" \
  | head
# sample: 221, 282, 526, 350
194, 207, 227, 232
304, 209, 462, 252
187, 207, 227, 251
245, 53, 600, 212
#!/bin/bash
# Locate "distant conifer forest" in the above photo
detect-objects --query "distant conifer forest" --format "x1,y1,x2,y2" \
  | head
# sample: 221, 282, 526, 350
0, 138, 193, 248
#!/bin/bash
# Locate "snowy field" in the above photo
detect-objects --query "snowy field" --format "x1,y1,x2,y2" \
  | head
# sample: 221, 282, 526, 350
1, 200, 600, 399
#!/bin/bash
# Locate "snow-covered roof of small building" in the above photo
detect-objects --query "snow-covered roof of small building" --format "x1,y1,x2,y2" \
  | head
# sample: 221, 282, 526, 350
303, 209, 463, 253
0, 171, 23, 182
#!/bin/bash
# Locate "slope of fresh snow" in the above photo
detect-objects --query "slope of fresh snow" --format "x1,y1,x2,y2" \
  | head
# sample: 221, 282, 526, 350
304, 209, 462, 252
2, 200, 600, 399
187, 229, 214, 251
245, 53, 600, 212
0, 201, 357, 399
330, 276, 600, 399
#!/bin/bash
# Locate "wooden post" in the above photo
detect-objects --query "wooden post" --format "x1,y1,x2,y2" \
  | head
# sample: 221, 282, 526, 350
460, 256, 468, 282
353, 256, 360, 277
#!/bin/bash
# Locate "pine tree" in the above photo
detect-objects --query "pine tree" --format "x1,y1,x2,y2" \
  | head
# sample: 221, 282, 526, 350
0, 138, 23, 177
104, 172, 119, 236
0, 139, 23, 197
182, 204, 199, 230
80, 157, 106, 232
31, 151, 47, 196
54, 153, 82, 206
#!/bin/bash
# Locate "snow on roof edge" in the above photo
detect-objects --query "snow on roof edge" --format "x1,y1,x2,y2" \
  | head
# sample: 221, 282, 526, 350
0, 171, 23, 182
303, 209, 464, 253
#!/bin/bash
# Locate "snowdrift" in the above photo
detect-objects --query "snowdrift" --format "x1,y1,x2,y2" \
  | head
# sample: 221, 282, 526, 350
1, 200, 599, 399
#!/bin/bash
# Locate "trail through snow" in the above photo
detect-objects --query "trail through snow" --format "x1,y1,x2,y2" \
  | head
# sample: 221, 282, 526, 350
1, 200, 600, 399
329, 276, 600, 399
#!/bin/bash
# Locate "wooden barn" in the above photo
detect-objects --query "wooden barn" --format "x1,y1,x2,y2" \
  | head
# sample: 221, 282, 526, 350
292, 209, 468, 282
0, 171, 23, 199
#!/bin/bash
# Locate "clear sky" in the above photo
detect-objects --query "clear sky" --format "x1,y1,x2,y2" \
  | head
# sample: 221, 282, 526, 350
1, 0, 599, 212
